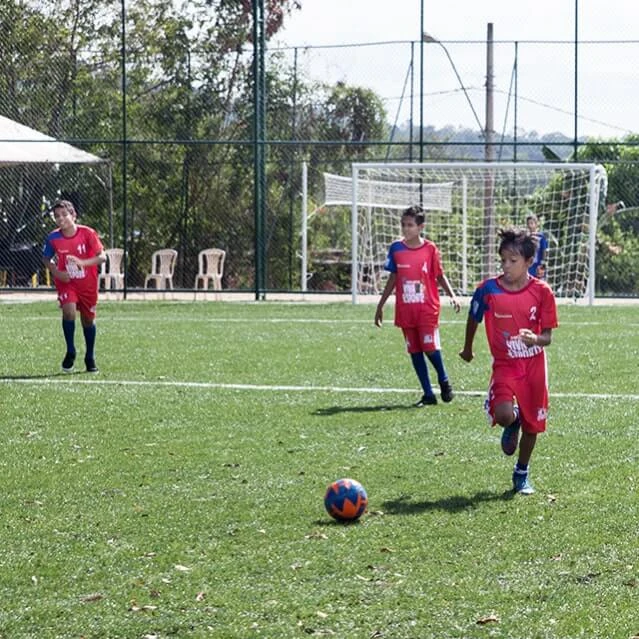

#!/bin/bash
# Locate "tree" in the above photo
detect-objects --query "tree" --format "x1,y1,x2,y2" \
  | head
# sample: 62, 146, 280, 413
578, 136, 639, 294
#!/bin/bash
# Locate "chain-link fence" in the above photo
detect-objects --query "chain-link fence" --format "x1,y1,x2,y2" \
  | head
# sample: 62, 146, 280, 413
1, 3, 637, 298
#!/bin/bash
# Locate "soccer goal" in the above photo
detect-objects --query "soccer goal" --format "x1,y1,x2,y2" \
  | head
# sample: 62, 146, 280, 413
328, 162, 607, 303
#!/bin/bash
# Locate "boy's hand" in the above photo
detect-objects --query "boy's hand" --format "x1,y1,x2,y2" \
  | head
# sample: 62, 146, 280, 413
459, 348, 473, 362
374, 307, 383, 327
518, 328, 538, 346
66, 255, 84, 268
55, 269, 71, 283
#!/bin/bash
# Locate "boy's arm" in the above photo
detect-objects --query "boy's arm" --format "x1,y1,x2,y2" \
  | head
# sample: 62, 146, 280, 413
459, 314, 479, 362
42, 255, 70, 283
67, 249, 106, 268
437, 273, 461, 313
374, 273, 396, 327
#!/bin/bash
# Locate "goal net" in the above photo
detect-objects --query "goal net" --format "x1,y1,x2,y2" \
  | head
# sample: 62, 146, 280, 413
328, 162, 607, 302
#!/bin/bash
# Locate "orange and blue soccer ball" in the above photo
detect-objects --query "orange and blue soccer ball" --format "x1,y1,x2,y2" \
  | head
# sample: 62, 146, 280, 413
324, 478, 368, 522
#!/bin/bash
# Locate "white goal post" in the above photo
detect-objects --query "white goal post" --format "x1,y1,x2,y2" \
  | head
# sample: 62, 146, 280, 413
340, 162, 608, 304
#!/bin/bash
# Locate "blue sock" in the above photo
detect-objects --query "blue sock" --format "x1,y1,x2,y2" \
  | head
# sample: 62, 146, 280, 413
83, 324, 97, 360
62, 319, 76, 354
426, 350, 448, 384
410, 352, 434, 396
515, 461, 528, 473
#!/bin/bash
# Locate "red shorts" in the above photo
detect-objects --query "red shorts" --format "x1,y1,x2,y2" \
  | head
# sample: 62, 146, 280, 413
56, 283, 98, 320
402, 325, 441, 354
485, 354, 549, 434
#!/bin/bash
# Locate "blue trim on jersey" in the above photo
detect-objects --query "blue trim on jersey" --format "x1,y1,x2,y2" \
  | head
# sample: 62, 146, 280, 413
384, 240, 410, 273
469, 278, 503, 323
43, 230, 65, 259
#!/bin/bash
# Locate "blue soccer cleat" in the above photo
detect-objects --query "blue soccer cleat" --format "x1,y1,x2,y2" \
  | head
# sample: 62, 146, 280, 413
512, 470, 535, 495
414, 393, 437, 407
61, 352, 76, 373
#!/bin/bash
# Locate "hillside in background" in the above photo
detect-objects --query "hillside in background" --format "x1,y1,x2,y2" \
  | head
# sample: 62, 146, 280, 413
391, 123, 578, 161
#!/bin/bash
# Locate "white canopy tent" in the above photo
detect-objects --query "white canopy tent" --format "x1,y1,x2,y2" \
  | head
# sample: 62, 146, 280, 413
0, 114, 114, 243
0, 115, 114, 287
0, 115, 107, 165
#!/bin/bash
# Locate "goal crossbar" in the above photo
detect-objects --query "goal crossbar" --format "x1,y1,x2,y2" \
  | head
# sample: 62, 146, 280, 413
323, 172, 453, 211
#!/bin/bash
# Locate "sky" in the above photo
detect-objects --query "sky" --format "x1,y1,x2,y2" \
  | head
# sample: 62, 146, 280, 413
272, 0, 639, 138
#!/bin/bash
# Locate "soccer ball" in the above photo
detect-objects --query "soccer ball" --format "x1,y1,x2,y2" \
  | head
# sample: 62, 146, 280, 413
324, 478, 368, 522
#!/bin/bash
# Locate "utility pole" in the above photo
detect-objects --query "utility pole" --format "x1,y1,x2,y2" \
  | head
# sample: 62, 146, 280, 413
484, 23, 495, 163
419, 0, 424, 162
483, 22, 496, 279
252, 0, 266, 300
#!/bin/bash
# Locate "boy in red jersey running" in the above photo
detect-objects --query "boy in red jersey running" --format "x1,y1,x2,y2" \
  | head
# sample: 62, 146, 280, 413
42, 200, 106, 373
459, 228, 558, 495
375, 206, 461, 406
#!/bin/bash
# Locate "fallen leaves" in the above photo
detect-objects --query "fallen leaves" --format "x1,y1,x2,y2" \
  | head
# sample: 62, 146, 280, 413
80, 593, 104, 603
129, 603, 158, 613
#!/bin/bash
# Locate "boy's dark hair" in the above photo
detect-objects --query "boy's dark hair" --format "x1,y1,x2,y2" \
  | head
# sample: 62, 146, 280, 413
498, 227, 537, 260
402, 205, 425, 226
52, 199, 76, 215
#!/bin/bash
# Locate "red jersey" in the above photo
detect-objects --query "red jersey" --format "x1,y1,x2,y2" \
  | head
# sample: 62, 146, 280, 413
43, 224, 104, 292
469, 276, 558, 360
384, 239, 444, 328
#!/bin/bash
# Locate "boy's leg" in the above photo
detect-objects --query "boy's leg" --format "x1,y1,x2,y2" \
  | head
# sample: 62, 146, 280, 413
511, 356, 547, 494
425, 350, 454, 402
78, 289, 99, 372
403, 327, 436, 405
425, 349, 447, 383
60, 302, 77, 372
81, 315, 98, 373
493, 401, 521, 456
410, 352, 437, 405
513, 432, 537, 495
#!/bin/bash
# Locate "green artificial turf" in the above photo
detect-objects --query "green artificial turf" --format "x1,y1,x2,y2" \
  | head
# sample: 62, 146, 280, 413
0, 300, 637, 638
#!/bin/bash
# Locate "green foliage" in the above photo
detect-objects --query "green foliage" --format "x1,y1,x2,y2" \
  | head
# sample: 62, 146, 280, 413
579, 139, 639, 295
0, 300, 637, 637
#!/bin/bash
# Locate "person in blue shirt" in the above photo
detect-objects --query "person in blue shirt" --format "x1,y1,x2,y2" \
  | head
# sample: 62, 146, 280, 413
526, 214, 548, 278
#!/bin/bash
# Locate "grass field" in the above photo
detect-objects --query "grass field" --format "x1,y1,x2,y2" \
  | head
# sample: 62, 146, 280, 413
0, 299, 638, 638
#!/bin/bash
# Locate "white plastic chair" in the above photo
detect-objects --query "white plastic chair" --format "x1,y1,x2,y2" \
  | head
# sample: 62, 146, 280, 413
194, 248, 226, 291
144, 248, 178, 289
98, 248, 125, 290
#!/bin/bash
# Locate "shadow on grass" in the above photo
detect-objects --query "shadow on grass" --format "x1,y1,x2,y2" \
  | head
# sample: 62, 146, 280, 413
381, 490, 514, 515
313, 404, 415, 415
0, 372, 81, 380
313, 518, 366, 527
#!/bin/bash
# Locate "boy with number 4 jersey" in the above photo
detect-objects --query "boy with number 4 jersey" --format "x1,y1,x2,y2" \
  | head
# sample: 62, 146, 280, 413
375, 206, 461, 406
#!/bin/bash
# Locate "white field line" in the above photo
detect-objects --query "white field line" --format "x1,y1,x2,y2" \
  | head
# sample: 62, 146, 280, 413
1, 377, 638, 401
15, 316, 639, 328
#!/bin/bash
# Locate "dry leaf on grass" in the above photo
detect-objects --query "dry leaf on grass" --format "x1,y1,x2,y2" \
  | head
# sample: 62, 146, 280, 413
305, 532, 328, 540
129, 604, 158, 613
476, 614, 500, 625
80, 593, 104, 603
